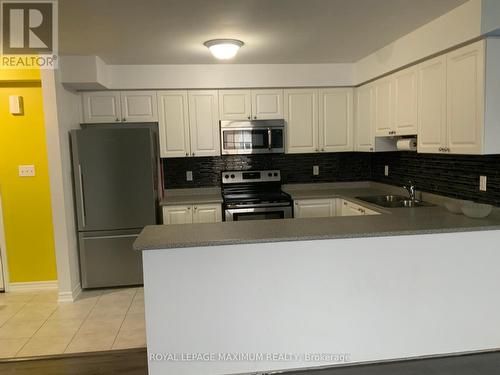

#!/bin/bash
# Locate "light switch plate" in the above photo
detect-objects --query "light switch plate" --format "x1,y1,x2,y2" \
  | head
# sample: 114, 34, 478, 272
9, 95, 24, 115
480, 175, 487, 191
384, 165, 389, 176
186, 171, 193, 181
313, 165, 319, 176
19, 165, 35, 177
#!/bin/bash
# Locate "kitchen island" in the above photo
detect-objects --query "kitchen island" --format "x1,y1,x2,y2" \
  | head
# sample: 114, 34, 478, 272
135, 184, 500, 375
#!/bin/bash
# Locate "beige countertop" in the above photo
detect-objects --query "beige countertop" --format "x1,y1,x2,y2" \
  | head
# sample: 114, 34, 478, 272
137, 182, 500, 250
160, 187, 222, 206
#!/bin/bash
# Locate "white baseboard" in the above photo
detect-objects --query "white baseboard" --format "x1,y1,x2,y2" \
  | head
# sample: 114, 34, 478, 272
58, 283, 82, 303
8, 280, 58, 292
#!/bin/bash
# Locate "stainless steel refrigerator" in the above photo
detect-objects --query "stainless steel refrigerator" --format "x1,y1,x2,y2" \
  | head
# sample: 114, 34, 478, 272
71, 126, 159, 289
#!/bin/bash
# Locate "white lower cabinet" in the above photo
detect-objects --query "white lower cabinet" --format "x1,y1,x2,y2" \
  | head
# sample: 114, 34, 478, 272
340, 200, 379, 216
294, 199, 337, 218
162, 204, 222, 225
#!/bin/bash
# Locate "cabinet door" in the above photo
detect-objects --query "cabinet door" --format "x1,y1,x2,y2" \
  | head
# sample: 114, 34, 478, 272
193, 204, 222, 223
219, 90, 251, 120
251, 89, 284, 120
162, 205, 193, 225
447, 41, 485, 155
157, 91, 191, 157
374, 78, 394, 136
120, 91, 158, 122
355, 85, 374, 152
284, 89, 319, 153
319, 88, 353, 152
82, 92, 121, 123
188, 90, 220, 157
394, 67, 417, 135
340, 200, 364, 216
417, 56, 447, 154
294, 199, 336, 218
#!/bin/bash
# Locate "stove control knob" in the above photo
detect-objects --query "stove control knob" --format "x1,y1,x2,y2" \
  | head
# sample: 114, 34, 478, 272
230, 174, 235, 179
274, 172, 278, 177
268, 172, 272, 177
224, 174, 229, 179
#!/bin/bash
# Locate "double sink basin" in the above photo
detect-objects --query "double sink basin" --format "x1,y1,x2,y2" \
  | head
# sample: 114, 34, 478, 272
356, 195, 435, 208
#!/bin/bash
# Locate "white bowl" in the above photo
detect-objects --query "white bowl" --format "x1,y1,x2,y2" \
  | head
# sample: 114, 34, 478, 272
461, 203, 493, 218
444, 199, 472, 214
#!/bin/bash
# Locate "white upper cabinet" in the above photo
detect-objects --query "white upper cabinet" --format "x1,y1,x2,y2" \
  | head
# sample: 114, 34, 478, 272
120, 91, 158, 122
82, 91, 158, 123
188, 90, 220, 157
374, 78, 394, 136
284, 89, 319, 153
417, 55, 447, 154
393, 67, 418, 135
319, 88, 353, 152
355, 84, 374, 152
218, 90, 251, 120
446, 41, 484, 155
251, 89, 284, 120
219, 89, 283, 120
82, 92, 122, 123
157, 90, 190, 158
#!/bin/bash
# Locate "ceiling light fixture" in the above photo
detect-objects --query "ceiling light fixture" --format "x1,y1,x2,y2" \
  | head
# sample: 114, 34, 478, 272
204, 39, 244, 60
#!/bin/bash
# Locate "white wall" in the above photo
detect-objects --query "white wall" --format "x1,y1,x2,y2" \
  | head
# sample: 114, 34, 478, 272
355, 0, 482, 83
41, 69, 82, 302
143, 230, 500, 375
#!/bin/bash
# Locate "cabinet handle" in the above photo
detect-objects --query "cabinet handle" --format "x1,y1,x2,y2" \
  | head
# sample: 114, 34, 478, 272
247, 116, 251, 120
122, 118, 126, 121
439, 147, 443, 152
315, 148, 319, 152
194, 206, 197, 210
254, 116, 257, 120
115, 118, 119, 122
187, 207, 191, 210
192, 152, 195, 156
185, 153, 189, 156
344, 202, 348, 206
369, 147, 374, 151
321, 148, 325, 152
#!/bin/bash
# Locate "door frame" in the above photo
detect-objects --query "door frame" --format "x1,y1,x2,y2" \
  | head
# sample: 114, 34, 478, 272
0, 189, 11, 291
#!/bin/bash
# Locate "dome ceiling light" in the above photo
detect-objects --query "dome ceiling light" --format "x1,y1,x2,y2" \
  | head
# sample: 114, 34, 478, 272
204, 39, 244, 60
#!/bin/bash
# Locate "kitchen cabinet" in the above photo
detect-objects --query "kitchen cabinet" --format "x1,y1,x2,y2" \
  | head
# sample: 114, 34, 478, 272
354, 85, 397, 153
340, 200, 379, 216
417, 55, 447, 153
294, 199, 337, 218
188, 90, 220, 157
157, 91, 190, 157
163, 204, 222, 225
393, 67, 418, 135
374, 77, 394, 137
82, 91, 157, 123
219, 89, 283, 120
417, 39, 500, 155
285, 89, 318, 153
319, 88, 354, 152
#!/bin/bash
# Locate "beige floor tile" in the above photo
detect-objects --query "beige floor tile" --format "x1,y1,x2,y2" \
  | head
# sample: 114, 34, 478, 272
112, 328, 146, 350
0, 338, 29, 358
0, 293, 36, 303
0, 312, 15, 327
9, 304, 57, 323
128, 300, 145, 314
121, 313, 145, 332
65, 331, 116, 353
48, 304, 93, 321
16, 335, 72, 357
77, 316, 124, 336
87, 306, 129, 321
0, 319, 45, 339
34, 318, 83, 338
30, 291, 59, 303
0, 302, 27, 316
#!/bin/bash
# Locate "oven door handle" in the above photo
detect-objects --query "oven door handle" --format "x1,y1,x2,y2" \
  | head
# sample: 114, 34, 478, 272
267, 128, 272, 150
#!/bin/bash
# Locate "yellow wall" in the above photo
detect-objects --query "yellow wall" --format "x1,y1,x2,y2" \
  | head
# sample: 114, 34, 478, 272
0, 68, 57, 282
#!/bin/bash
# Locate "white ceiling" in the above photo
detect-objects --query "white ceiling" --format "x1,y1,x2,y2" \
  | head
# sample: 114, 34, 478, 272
59, 0, 468, 65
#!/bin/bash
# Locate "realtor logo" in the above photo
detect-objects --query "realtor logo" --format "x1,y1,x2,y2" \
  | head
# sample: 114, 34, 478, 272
1, 0, 58, 68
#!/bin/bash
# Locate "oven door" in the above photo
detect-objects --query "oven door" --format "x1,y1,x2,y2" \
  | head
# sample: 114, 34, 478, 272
221, 127, 284, 155
225, 206, 292, 221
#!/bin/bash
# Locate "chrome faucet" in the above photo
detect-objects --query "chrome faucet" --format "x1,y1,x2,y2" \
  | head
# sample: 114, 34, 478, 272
403, 180, 417, 202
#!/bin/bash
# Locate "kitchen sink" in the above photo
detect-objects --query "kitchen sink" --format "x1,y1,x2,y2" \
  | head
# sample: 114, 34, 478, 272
356, 195, 435, 208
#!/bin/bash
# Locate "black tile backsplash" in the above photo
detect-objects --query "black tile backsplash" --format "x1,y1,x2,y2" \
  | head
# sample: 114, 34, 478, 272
371, 152, 500, 205
162, 151, 500, 206
163, 152, 372, 188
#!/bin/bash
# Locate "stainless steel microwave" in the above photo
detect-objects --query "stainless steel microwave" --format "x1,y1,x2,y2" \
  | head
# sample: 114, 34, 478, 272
220, 119, 285, 155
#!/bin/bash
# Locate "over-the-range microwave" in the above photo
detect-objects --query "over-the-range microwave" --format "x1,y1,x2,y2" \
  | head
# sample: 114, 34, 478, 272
220, 119, 285, 155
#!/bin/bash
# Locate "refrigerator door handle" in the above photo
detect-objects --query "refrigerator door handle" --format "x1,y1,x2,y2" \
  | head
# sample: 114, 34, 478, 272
78, 164, 86, 228
85, 234, 139, 240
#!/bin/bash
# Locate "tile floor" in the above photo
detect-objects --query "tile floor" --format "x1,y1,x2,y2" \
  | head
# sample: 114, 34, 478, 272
0, 287, 145, 359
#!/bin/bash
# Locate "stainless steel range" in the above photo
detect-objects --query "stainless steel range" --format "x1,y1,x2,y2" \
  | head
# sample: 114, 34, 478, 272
222, 170, 293, 221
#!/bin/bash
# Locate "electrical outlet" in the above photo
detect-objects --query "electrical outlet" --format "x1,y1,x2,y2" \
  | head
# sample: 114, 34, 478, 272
313, 165, 319, 176
384, 165, 389, 176
480, 175, 487, 191
19, 165, 35, 177
186, 171, 193, 181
